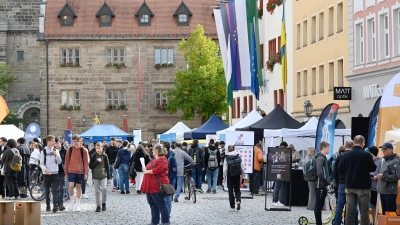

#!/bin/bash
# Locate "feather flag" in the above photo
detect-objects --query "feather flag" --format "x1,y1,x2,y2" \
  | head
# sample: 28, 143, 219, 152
235, 0, 251, 89
281, 2, 288, 93
0, 95, 9, 123
228, 0, 241, 91
227, 35, 233, 106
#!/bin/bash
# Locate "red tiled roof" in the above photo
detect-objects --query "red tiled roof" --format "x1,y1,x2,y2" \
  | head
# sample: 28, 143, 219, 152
44, 0, 218, 40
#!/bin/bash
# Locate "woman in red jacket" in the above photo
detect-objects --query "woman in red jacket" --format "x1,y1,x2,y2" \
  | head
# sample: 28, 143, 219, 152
141, 144, 170, 225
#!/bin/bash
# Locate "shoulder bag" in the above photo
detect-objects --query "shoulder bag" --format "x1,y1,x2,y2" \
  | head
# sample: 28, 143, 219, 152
152, 160, 175, 197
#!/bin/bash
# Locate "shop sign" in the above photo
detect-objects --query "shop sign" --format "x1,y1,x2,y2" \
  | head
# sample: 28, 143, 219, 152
334, 87, 352, 100
363, 84, 386, 99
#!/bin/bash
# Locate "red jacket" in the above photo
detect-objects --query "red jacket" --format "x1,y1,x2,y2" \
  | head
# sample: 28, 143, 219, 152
141, 157, 169, 193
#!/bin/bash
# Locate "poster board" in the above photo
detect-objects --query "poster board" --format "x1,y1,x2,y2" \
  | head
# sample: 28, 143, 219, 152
206, 134, 219, 145
225, 131, 254, 147
267, 147, 292, 182
223, 145, 254, 192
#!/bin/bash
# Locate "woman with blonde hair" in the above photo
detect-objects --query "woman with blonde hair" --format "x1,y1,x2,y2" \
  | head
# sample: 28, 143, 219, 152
305, 147, 317, 210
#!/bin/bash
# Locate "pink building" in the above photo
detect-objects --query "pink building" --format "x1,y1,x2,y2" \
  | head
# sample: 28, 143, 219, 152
347, 0, 400, 117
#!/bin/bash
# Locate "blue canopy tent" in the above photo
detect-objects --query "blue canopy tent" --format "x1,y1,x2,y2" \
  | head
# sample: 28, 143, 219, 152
80, 124, 133, 143
184, 114, 228, 140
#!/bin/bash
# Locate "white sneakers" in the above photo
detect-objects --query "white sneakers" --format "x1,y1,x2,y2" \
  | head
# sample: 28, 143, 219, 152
272, 201, 284, 207
69, 200, 74, 211
82, 194, 89, 199
74, 204, 81, 212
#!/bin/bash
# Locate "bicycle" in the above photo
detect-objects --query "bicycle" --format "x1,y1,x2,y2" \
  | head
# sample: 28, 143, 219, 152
298, 192, 338, 225
29, 166, 47, 201
183, 165, 196, 203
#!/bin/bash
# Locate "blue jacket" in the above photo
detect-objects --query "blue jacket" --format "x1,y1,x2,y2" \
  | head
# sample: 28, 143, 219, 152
117, 148, 131, 165
166, 150, 177, 185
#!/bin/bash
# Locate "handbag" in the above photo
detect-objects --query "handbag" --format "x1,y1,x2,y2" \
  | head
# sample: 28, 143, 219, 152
152, 160, 175, 197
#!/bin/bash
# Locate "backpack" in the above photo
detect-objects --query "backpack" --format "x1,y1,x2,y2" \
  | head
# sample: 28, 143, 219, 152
10, 148, 22, 172
226, 154, 242, 176
207, 149, 218, 170
303, 156, 317, 181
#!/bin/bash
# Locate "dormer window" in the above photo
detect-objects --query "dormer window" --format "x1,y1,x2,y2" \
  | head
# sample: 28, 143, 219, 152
96, 2, 115, 27
57, 2, 77, 27
135, 1, 154, 26
173, 1, 192, 26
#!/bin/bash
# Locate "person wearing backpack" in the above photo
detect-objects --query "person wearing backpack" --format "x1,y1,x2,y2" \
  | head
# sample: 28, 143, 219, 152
204, 139, 221, 194
189, 139, 205, 192
0, 139, 20, 200
89, 142, 110, 212
16, 138, 31, 198
223, 145, 244, 211
40, 135, 62, 213
314, 141, 331, 225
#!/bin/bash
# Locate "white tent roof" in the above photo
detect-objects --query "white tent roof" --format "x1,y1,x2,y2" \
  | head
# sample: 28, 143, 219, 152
300, 117, 318, 130
0, 124, 25, 140
264, 127, 351, 138
216, 109, 262, 134
163, 122, 192, 142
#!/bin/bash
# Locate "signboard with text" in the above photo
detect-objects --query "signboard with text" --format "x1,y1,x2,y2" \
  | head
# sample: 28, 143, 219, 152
267, 147, 291, 181
334, 87, 352, 100
235, 145, 254, 174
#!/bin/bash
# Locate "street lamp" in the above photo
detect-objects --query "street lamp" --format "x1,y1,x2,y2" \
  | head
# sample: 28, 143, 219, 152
241, 109, 248, 118
221, 113, 227, 121
303, 100, 313, 119
256, 106, 262, 114
82, 115, 86, 126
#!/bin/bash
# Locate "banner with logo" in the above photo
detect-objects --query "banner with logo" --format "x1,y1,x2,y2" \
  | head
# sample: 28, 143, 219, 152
168, 133, 176, 142
159, 134, 169, 143
367, 96, 381, 147
315, 103, 339, 158
24, 122, 41, 144
64, 130, 72, 145
377, 72, 400, 154
225, 131, 254, 147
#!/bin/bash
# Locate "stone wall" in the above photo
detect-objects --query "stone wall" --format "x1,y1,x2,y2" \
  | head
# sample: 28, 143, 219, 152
39, 40, 200, 140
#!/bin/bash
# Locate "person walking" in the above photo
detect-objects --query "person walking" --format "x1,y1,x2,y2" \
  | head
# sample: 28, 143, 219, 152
105, 138, 119, 191
1, 139, 20, 200
130, 145, 150, 194
304, 147, 317, 210
204, 139, 221, 194
55, 138, 67, 211
40, 135, 62, 212
223, 145, 244, 211
314, 141, 331, 225
366, 146, 381, 223
64, 134, 89, 212
188, 140, 204, 192
338, 135, 376, 225
217, 141, 226, 188
377, 142, 400, 215
16, 137, 30, 198
141, 144, 170, 225
89, 142, 110, 212
171, 142, 194, 202
116, 140, 131, 194
163, 142, 177, 216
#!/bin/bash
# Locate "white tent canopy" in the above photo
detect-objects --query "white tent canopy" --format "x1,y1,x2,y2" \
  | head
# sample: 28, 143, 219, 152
217, 109, 262, 134
0, 124, 25, 140
163, 122, 192, 142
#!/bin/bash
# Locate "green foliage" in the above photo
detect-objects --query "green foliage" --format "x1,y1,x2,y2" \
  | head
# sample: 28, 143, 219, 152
0, 64, 18, 95
1, 108, 25, 127
166, 25, 228, 121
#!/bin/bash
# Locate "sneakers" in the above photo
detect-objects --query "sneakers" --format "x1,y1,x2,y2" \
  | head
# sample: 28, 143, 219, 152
173, 197, 179, 202
4, 196, 13, 200
69, 200, 75, 211
121, 190, 125, 194
59, 205, 66, 211
229, 207, 235, 211
102, 203, 106, 211
213, 190, 216, 194
74, 204, 81, 212
236, 202, 241, 211
126, 191, 130, 194
82, 194, 89, 199
46, 206, 51, 212
112, 187, 117, 192
206, 189, 211, 193
272, 201, 284, 206
52, 206, 58, 213
95, 206, 101, 212
15, 196, 21, 200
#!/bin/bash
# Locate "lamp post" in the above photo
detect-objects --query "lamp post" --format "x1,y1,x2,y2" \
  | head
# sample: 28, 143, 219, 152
82, 115, 86, 127
221, 113, 227, 121
241, 109, 248, 118
303, 100, 313, 120
256, 106, 262, 114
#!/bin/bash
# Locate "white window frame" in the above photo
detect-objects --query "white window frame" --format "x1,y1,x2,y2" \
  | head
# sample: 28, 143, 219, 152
384, 14, 389, 58
141, 14, 149, 23
369, 18, 376, 62
354, 21, 364, 65
154, 48, 174, 65
106, 48, 125, 64
60, 48, 80, 65
360, 24, 364, 64
179, 14, 187, 23
155, 90, 168, 106
106, 90, 126, 107
61, 90, 80, 107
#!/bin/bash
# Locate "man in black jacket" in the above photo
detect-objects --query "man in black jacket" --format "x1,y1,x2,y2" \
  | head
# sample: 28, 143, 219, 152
314, 141, 331, 225
204, 139, 221, 194
17, 138, 31, 198
105, 138, 119, 191
0, 137, 9, 198
188, 139, 204, 192
338, 135, 376, 225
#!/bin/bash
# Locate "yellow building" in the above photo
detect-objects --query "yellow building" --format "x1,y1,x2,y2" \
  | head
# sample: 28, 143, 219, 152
292, 0, 351, 126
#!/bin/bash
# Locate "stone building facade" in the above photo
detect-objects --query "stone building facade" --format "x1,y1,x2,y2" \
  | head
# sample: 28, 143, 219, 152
0, 0, 41, 129
40, 0, 218, 140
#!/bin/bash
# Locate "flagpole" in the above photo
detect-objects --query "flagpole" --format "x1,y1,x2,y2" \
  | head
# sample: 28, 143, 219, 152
283, 0, 288, 112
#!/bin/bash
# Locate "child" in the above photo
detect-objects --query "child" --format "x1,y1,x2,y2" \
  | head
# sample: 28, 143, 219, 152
89, 142, 110, 212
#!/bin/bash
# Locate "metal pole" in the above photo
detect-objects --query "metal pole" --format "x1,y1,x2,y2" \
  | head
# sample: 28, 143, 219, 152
46, 40, 49, 135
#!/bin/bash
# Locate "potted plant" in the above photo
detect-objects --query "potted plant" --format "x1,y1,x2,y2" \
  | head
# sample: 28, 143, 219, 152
105, 63, 113, 67
60, 63, 67, 67
105, 104, 113, 111
114, 104, 120, 110
113, 63, 121, 70
167, 63, 174, 67
74, 104, 81, 110
60, 104, 67, 110
258, 7, 263, 18
120, 104, 126, 110
67, 105, 74, 111
265, 54, 277, 72
74, 62, 80, 67
155, 64, 161, 70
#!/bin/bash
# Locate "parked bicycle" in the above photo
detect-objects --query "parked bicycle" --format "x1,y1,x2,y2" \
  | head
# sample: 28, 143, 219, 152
29, 166, 47, 201
183, 165, 196, 203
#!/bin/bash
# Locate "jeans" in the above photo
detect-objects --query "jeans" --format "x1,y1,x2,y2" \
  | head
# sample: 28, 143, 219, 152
43, 174, 59, 207
380, 194, 397, 215
333, 184, 358, 225
314, 188, 327, 225
146, 192, 170, 224
175, 176, 184, 199
345, 188, 370, 225
118, 163, 129, 191
206, 168, 218, 191
273, 181, 283, 202
191, 165, 202, 189
227, 175, 241, 208
81, 177, 86, 194
93, 178, 107, 206
165, 195, 172, 216
4, 171, 19, 197
252, 170, 261, 194
110, 164, 119, 188
58, 172, 65, 206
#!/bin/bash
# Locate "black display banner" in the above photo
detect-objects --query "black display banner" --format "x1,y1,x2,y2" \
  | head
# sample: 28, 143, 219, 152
267, 147, 291, 182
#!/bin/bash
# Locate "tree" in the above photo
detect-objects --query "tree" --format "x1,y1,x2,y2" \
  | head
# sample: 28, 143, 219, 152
0, 64, 17, 95
166, 25, 228, 123
1, 108, 25, 127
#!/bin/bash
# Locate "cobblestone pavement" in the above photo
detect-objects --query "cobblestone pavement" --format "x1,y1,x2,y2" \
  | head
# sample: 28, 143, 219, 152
29, 176, 333, 225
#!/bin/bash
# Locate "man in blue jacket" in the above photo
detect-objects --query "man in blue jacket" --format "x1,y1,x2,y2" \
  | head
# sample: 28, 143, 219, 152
163, 142, 177, 217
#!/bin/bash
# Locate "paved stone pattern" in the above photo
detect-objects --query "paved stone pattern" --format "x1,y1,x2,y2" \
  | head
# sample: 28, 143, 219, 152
37, 175, 331, 225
